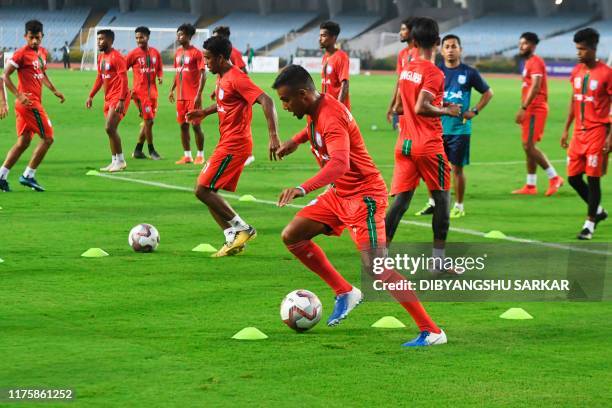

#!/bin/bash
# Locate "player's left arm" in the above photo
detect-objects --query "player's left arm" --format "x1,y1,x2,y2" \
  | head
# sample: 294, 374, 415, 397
0, 77, 8, 119
604, 91, 612, 153
338, 55, 350, 104
516, 74, 542, 124
416, 90, 460, 117
156, 50, 163, 85
463, 70, 493, 120
42, 71, 65, 103
115, 57, 129, 114
254, 92, 280, 161
194, 69, 206, 109
185, 103, 217, 122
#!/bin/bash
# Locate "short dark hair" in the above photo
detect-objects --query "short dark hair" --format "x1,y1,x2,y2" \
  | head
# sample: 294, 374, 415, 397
212, 26, 230, 38
320, 20, 340, 37
272, 64, 316, 92
25, 20, 43, 35
203, 36, 232, 60
135, 26, 150, 36
177, 23, 196, 38
97, 29, 115, 42
410, 17, 439, 49
401, 17, 416, 30
441, 34, 461, 47
574, 27, 599, 49
520, 32, 539, 45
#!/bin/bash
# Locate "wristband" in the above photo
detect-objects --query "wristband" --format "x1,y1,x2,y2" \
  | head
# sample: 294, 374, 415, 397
471, 107, 479, 115
521, 105, 527, 110
296, 186, 306, 196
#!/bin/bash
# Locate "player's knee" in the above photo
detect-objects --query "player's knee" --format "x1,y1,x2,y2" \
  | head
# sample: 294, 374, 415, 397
281, 224, 300, 246
104, 124, 116, 135
453, 165, 464, 176
17, 136, 31, 149
43, 137, 54, 147
194, 185, 211, 202
568, 175, 583, 188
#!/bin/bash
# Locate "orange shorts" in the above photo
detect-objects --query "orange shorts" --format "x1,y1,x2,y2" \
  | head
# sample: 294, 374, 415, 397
132, 95, 157, 120
197, 149, 250, 192
297, 189, 387, 250
567, 126, 609, 178
103, 97, 131, 120
521, 110, 547, 143
176, 100, 201, 125
15, 101, 53, 139
391, 150, 451, 194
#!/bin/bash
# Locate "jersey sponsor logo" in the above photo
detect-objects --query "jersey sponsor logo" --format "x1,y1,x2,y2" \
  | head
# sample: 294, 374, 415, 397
399, 70, 422, 84
589, 80, 598, 91
444, 90, 463, 100
574, 94, 594, 102
102, 74, 112, 79
217, 104, 226, 113
458, 74, 466, 84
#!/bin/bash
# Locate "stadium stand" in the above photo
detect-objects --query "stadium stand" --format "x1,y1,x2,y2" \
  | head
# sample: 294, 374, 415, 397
270, 13, 382, 58
443, 14, 594, 57
0, 6, 91, 57
203, 11, 318, 53
518, 19, 612, 59
95, 8, 200, 52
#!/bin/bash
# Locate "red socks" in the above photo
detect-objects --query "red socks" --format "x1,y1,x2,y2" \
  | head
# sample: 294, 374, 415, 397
286, 240, 352, 295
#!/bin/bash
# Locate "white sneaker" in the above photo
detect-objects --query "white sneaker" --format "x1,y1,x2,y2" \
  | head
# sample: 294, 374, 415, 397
244, 155, 255, 166
327, 287, 363, 326
402, 329, 447, 347
99, 162, 114, 172
108, 161, 127, 172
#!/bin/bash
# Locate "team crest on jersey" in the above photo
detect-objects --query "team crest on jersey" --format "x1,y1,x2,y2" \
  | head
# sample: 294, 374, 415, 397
315, 132, 323, 147
105, 62, 111, 71
574, 77, 582, 89
458, 74, 466, 84
152, 57, 157, 64
326, 65, 333, 74
185, 56, 190, 64
218, 88, 225, 100
589, 80, 598, 91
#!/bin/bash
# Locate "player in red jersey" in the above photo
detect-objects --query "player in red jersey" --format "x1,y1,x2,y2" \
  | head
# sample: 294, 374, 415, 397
385, 17, 461, 273
0, 77, 7, 119
86, 29, 130, 173
126, 26, 163, 160
273, 65, 446, 347
512, 32, 563, 196
319, 21, 350, 110
561, 28, 612, 240
212, 25, 255, 166
212, 26, 247, 74
387, 17, 418, 128
185, 36, 280, 257
0, 20, 65, 193
169, 23, 207, 165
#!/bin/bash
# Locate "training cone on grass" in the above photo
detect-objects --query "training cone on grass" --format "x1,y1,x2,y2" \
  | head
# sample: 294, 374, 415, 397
86, 170, 100, 176
192, 243, 217, 253
371, 316, 406, 328
0, 258, 4, 263
500, 308, 533, 320
484, 230, 507, 239
81, 248, 109, 258
232, 327, 268, 340
239, 194, 257, 202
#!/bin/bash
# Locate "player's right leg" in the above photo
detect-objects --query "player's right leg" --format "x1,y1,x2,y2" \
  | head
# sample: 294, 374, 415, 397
192, 123, 205, 165
387, 150, 420, 240
20, 134, 53, 192
444, 134, 469, 218
0, 132, 32, 192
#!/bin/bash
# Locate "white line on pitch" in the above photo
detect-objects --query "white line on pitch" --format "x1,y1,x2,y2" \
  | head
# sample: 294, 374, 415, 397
117, 158, 567, 175
95, 172, 612, 256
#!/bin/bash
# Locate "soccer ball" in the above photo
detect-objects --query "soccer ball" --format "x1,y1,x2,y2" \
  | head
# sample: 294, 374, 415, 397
128, 223, 160, 253
280, 289, 322, 332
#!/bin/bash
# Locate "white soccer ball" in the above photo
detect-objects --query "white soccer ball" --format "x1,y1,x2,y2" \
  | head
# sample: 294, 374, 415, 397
280, 289, 322, 332
128, 223, 160, 253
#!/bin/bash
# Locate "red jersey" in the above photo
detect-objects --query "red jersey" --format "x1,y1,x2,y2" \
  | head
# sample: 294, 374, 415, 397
570, 61, 612, 131
230, 47, 246, 70
215, 66, 263, 152
90, 49, 129, 102
397, 58, 445, 156
174, 45, 205, 101
521, 54, 548, 111
292, 94, 386, 199
126, 46, 163, 100
322, 49, 350, 110
8, 46, 49, 104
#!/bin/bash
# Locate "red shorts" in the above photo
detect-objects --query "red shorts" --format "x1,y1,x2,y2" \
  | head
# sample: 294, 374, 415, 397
15, 101, 53, 139
103, 97, 131, 120
177, 100, 201, 125
521, 110, 547, 143
132, 95, 157, 120
391, 150, 451, 194
297, 189, 387, 250
567, 126, 609, 177
197, 150, 250, 192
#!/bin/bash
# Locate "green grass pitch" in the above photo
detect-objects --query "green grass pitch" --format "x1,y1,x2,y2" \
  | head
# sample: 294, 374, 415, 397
0, 70, 610, 406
